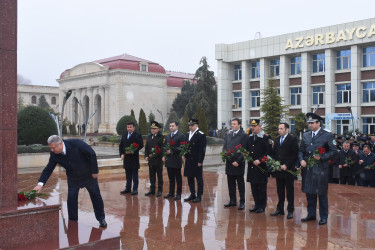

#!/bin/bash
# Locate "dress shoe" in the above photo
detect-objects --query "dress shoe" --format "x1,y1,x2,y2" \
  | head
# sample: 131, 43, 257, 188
174, 194, 181, 200
145, 191, 155, 196
270, 210, 284, 216
184, 194, 196, 202
224, 202, 237, 208
99, 219, 107, 228
238, 203, 245, 210
192, 196, 202, 203
255, 208, 265, 213
319, 218, 327, 225
164, 193, 174, 198
287, 212, 293, 219
131, 190, 138, 195
120, 189, 131, 194
156, 191, 162, 197
249, 207, 257, 212
301, 216, 316, 222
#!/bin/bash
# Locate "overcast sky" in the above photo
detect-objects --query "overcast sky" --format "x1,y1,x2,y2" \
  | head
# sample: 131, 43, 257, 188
18, 0, 375, 86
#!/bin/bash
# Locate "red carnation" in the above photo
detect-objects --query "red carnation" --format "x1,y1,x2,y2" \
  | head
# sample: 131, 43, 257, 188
133, 143, 139, 148
169, 140, 176, 146
261, 156, 268, 163
350, 156, 353, 159
181, 141, 188, 145
230, 149, 234, 153
329, 160, 334, 165
235, 144, 242, 150
18, 193, 27, 201
354, 160, 358, 164
318, 147, 325, 155
226, 152, 230, 156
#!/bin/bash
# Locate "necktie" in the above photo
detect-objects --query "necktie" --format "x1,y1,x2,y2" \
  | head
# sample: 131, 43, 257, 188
233, 132, 236, 137
280, 136, 284, 146
171, 133, 174, 138
312, 133, 315, 138
127, 133, 131, 139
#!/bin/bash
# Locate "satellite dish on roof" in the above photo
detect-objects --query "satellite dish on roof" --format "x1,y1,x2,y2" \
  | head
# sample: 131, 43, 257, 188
254, 32, 262, 39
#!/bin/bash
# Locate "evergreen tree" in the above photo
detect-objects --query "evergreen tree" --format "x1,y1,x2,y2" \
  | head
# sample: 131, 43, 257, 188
186, 57, 217, 129
197, 107, 208, 135
148, 112, 155, 128
171, 80, 195, 118
180, 109, 189, 134
292, 112, 308, 139
17, 95, 25, 111
260, 79, 289, 138
131, 109, 136, 119
71, 122, 77, 135
166, 111, 179, 130
138, 108, 148, 135
38, 95, 50, 110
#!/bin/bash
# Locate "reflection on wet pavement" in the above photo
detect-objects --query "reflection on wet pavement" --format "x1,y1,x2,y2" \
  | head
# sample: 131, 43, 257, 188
17, 169, 375, 249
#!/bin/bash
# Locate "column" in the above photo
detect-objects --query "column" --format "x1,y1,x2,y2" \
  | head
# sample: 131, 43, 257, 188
280, 55, 290, 107
301, 52, 312, 113
217, 60, 232, 129
351, 45, 361, 132
260, 58, 270, 89
325, 48, 335, 116
88, 87, 94, 132
241, 61, 250, 129
104, 85, 110, 124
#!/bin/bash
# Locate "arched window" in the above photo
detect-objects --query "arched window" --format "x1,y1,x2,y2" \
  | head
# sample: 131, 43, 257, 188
51, 96, 56, 105
31, 96, 37, 104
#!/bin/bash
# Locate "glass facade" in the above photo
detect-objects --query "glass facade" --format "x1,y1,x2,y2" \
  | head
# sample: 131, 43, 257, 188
363, 117, 375, 134
270, 59, 280, 77
291, 57, 301, 75
363, 46, 375, 67
337, 50, 351, 70
337, 84, 351, 104
234, 64, 242, 80
313, 86, 325, 105
252, 62, 260, 78
290, 87, 301, 105
251, 90, 260, 107
363, 82, 375, 102
233, 92, 242, 108
313, 53, 325, 73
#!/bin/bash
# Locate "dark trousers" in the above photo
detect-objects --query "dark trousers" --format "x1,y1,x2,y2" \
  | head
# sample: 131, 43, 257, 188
227, 174, 245, 203
362, 180, 375, 187
306, 193, 328, 219
276, 178, 294, 213
125, 167, 139, 191
355, 175, 363, 186
167, 168, 182, 195
340, 175, 355, 185
149, 164, 163, 192
188, 175, 203, 197
250, 182, 267, 209
67, 177, 105, 222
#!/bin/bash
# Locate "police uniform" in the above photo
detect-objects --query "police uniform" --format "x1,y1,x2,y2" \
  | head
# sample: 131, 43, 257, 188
247, 119, 272, 213
298, 113, 337, 225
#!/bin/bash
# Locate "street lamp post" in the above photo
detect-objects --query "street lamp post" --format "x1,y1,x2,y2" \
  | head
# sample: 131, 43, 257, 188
347, 106, 356, 136
59, 90, 72, 138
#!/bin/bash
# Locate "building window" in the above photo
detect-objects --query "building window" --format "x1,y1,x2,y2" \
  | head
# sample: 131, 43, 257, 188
337, 84, 351, 104
313, 53, 325, 73
290, 87, 302, 105
139, 63, 148, 72
363, 117, 375, 134
363, 46, 375, 67
251, 90, 260, 107
290, 120, 296, 134
233, 92, 242, 109
290, 57, 301, 75
312, 86, 325, 105
31, 96, 37, 104
51, 96, 56, 105
337, 50, 351, 70
234, 64, 242, 81
270, 59, 280, 77
363, 82, 375, 102
336, 120, 350, 135
251, 62, 260, 78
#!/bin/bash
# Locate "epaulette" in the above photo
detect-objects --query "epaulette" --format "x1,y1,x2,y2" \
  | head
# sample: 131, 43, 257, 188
198, 131, 204, 134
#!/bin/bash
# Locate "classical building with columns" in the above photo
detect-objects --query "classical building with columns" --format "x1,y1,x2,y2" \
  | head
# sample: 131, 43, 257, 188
17, 84, 59, 109
57, 54, 194, 134
216, 18, 375, 134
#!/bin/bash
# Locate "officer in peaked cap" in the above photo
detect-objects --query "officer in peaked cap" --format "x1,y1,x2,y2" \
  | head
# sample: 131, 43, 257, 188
298, 112, 337, 225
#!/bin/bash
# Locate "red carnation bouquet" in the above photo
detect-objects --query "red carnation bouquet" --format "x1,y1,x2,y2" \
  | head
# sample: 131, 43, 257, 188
163, 139, 176, 159
221, 149, 235, 163
354, 162, 375, 176
263, 155, 299, 176
18, 190, 45, 201
306, 147, 325, 169
150, 145, 162, 159
235, 144, 253, 162
178, 141, 190, 157
125, 142, 139, 154
344, 156, 356, 167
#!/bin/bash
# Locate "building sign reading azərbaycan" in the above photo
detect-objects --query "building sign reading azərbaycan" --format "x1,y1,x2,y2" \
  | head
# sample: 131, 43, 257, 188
285, 24, 375, 50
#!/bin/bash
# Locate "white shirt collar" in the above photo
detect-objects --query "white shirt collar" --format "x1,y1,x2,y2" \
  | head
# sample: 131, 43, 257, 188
312, 128, 321, 136
190, 127, 199, 135
62, 141, 66, 155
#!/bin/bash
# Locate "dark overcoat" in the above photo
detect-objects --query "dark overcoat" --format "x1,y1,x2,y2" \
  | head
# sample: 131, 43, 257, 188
164, 131, 185, 169
298, 128, 337, 195
271, 134, 299, 179
338, 149, 357, 176
359, 151, 375, 181
119, 131, 144, 169
144, 132, 164, 166
222, 129, 248, 176
184, 129, 206, 177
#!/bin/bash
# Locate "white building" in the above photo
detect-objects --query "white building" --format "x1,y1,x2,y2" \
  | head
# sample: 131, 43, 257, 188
17, 84, 59, 110
216, 18, 375, 134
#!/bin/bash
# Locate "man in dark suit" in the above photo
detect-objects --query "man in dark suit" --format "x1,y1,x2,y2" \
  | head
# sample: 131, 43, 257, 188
183, 119, 207, 203
119, 122, 144, 195
352, 142, 365, 185
162, 121, 185, 200
33, 135, 107, 228
270, 122, 298, 219
222, 118, 248, 210
298, 113, 337, 225
247, 119, 272, 213
338, 141, 356, 185
144, 121, 164, 197
358, 145, 375, 187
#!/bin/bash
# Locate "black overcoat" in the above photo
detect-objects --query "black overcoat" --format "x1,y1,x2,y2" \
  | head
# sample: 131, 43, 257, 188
222, 129, 248, 176
164, 131, 185, 169
119, 131, 144, 169
184, 129, 206, 177
144, 132, 164, 166
271, 134, 299, 179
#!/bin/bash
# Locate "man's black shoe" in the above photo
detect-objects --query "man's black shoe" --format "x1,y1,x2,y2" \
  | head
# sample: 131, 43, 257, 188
192, 196, 202, 203
249, 207, 257, 212
120, 189, 131, 194
301, 216, 316, 222
319, 218, 327, 225
184, 194, 196, 202
131, 190, 138, 195
99, 219, 107, 228
255, 208, 265, 213
174, 194, 181, 200
145, 191, 155, 196
156, 191, 162, 197
238, 203, 245, 210
287, 212, 293, 219
224, 202, 237, 208
164, 193, 174, 198
270, 210, 284, 216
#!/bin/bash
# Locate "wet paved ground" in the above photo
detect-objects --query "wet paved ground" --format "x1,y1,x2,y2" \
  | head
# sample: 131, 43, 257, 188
17, 166, 375, 249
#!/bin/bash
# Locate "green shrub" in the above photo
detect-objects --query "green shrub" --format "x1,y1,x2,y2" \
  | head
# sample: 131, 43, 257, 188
18, 144, 51, 153
116, 115, 138, 135
18, 106, 58, 145
109, 135, 121, 143
206, 136, 224, 145
99, 135, 110, 142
